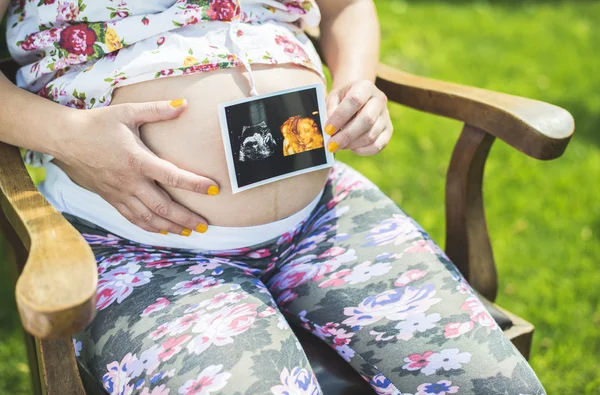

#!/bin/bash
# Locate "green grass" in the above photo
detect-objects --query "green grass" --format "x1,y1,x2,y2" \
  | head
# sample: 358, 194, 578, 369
1, 1, 600, 393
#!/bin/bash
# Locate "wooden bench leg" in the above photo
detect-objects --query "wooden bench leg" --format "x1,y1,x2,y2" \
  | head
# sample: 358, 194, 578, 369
37, 337, 86, 395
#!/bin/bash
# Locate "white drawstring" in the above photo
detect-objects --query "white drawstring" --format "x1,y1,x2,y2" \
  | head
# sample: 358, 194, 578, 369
228, 1, 259, 96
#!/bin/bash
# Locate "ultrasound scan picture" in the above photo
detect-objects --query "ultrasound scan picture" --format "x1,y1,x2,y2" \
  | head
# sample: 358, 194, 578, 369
219, 83, 334, 193
281, 115, 324, 156
238, 121, 277, 162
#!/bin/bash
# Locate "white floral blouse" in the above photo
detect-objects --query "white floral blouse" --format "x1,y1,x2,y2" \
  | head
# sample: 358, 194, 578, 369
6, 0, 325, 166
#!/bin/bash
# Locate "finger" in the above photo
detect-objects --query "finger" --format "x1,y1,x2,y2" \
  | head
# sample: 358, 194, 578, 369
113, 200, 161, 233
345, 116, 387, 151
118, 99, 188, 127
124, 195, 189, 235
137, 183, 209, 233
326, 91, 341, 118
352, 125, 393, 156
327, 96, 385, 152
135, 150, 220, 195
324, 81, 375, 136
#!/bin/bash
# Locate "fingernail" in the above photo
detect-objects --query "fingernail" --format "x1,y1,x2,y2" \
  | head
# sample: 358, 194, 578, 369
325, 124, 336, 136
195, 224, 208, 233
159, 230, 168, 235
328, 141, 339, 153
207, 185, 219, 196
180, 228, 192, 237
170, 99, 184, 108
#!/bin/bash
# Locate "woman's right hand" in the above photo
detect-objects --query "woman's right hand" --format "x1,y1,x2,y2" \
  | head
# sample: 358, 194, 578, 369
52, 99, 217, 235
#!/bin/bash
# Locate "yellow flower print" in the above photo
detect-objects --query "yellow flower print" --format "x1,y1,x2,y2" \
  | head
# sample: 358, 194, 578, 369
105, 28, 122, 52
184, 55, 199, 67
301, 0, 312, 11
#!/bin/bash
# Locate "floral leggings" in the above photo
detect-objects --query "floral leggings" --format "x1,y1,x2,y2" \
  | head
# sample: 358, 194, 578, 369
69, 163, 545, 395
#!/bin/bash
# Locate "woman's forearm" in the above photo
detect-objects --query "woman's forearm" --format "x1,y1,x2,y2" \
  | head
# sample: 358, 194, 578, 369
0, 72, 79, 157
318, 0, 380, 89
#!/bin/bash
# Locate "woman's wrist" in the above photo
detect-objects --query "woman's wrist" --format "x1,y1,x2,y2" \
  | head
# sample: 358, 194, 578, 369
0, 77, 87, 161
43, 107, 89, 163
331, 68, 377, 90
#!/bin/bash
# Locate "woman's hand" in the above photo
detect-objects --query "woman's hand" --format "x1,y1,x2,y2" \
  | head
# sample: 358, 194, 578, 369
324, 80, 393, 156
53, 99, 218, 235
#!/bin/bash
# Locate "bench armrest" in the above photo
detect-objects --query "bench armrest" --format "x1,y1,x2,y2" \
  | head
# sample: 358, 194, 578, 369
0, 142, 97, 338
375, 64, 574, 160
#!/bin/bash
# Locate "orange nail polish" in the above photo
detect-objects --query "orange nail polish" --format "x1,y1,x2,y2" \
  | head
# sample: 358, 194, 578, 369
328, 141, 339, 153
325, 124, 336, 136
159, 230, 168, 235
170, 99, 184, 108
207, 185, 219, 196
180, 228, 192, 237
195, 224, 208, 233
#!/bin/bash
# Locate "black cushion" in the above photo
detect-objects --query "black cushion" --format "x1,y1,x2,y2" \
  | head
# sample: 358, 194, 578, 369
78, 361, 107, 395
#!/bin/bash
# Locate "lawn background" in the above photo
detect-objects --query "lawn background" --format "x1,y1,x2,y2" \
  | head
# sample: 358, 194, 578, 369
1, 0, 599, 393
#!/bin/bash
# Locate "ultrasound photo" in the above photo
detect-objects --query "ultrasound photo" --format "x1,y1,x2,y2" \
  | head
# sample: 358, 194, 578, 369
238, 121, 277, 162
218, 83, 334, 193
281, 116, 324, 156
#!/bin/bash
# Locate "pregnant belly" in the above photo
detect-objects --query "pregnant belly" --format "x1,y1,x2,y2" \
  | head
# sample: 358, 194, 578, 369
110, 64, 330, 227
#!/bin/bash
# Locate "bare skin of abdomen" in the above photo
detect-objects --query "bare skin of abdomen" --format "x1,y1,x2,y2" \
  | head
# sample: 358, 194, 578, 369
109, 64, 330, 227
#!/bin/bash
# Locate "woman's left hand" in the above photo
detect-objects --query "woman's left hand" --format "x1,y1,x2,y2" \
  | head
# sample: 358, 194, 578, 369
325, 80, 393, 156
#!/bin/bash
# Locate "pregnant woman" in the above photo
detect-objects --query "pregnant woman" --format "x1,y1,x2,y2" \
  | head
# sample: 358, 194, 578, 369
1, 0, 545, 394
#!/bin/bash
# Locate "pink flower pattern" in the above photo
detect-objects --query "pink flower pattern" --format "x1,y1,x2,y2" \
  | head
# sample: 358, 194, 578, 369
158, 335, 191, 362
141, 298, 171, 317
394, 269, 428, 287
179, 364, 232, 395
172, 275, 224, 296
97, 262, 153, 310
443, 321, 475, 339
187, 303, 259, 355
461, 296, 499, 330
403, 352, 435, 371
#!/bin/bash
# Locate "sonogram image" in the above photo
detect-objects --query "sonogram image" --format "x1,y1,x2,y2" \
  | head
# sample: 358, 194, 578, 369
238, 121, 277, 162
280, 116, 324, 156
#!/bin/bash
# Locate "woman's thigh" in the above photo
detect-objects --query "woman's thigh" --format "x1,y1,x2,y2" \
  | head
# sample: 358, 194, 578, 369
265, 163, 545, 395
73, 231, 321, 395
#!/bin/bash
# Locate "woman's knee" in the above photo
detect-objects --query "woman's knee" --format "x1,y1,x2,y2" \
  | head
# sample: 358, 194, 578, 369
78, 281, 320, 394
392, 339, 545, 394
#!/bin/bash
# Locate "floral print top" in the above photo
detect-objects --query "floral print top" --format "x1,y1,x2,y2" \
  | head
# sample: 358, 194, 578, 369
6, 0, 325, 166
